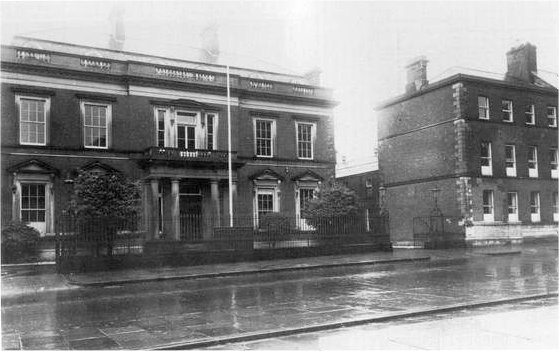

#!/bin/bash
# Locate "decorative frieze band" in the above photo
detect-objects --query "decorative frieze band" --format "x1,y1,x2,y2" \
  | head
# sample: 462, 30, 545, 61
155, 67, 216, 82
80, 58, 111, 70
293, 86, 314, 95
16, 50, 50, 63
249, 80, 273, 90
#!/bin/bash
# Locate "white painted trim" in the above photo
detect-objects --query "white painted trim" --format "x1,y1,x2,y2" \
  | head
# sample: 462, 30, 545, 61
5, 152, 129, 160
129, 85, 239, 106
241, 99, 331, 115
2, 72, 127, 95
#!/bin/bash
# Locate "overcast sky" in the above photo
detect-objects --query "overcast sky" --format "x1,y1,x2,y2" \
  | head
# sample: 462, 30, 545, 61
1, 1, 558, 164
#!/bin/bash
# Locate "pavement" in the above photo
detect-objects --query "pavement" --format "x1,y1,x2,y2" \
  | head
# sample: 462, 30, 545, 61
204, 297, 558, 350
1, 244, 528, 301
1, 243, 557, 350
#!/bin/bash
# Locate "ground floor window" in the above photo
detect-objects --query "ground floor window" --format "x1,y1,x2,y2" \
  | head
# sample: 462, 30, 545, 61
254, 188, 278, 228
482, 190, 494, 222
507, 192, 518, 222
530, 192, 540, 222
553, 192, 558, 222
296, 187, 315, 230
21, 183, 46, 223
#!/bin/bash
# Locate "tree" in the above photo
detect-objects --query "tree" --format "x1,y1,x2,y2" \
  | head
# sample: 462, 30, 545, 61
301, 181, 363, 235
66, 170, 141, 256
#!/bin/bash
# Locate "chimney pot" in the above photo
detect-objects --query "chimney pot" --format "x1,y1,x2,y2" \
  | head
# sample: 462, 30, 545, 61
405, 56, 429, 93
506, 42, 537, 83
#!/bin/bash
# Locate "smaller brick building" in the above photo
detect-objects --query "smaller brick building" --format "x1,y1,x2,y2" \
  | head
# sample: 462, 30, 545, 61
336, 157, 382, 218
377, 44, 558, 247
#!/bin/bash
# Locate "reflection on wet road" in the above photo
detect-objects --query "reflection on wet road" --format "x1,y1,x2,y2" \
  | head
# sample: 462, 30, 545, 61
2, 247, 557, 349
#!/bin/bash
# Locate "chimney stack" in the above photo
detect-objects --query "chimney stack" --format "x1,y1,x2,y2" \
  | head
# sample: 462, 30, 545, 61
304, 67, 321, 86
200, 23, 220, 64
108, 5, 125, 51
506, 43, 537, 83
405, 56, 429, 93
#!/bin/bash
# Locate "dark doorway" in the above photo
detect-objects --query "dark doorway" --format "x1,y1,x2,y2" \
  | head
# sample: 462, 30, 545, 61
180, 195, 202, 241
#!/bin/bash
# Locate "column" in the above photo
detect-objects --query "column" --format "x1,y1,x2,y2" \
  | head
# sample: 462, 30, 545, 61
171, 179, 180, 240
150, 179, 159, 240
142, 181, 151, 236
210, 179, 221, 227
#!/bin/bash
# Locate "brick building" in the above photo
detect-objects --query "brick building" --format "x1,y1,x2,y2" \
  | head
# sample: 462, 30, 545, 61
377, 43, 558, 247
336, 157, 382, 217
1, 37, 336, 240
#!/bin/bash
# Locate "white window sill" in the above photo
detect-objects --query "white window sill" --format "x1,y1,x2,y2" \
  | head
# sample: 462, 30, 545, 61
505, 168, 516, 177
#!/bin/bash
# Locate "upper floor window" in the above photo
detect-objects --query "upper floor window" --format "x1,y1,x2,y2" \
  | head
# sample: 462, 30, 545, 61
156, 109, 166, 147
502, 100, 513, 122
547, 106, 557, 127
504, 144, 516, 177
482, 190, 494, 222
16, 95, 50, 146
528, 146, 538, 178
480, 141, 492, 176
296, 122, 315, 159
254, 118, 276, 157
478, 96, 489, 120
525, 104, 535, 125
81, 102, 111, 149
154, 108, 217, 150
206, 113, 217, 150
550, 147, 558, 179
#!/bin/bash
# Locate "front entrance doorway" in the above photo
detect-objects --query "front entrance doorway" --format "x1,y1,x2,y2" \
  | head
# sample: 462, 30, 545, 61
179, 182, 202, 241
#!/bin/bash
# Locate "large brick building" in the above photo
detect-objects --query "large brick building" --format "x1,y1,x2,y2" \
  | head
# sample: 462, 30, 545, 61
377, 43, 558, 247
1, 37, 336, 240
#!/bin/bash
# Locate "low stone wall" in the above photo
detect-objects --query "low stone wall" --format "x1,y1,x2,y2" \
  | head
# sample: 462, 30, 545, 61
465, 222, 557, 246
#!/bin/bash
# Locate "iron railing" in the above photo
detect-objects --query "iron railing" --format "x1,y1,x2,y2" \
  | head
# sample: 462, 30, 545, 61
412, 215, 465, 248
143, 146, 236, 163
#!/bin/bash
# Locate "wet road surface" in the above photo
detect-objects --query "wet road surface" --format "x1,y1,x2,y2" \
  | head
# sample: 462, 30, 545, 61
2, 246, 557, 349
206, 297, 558, 350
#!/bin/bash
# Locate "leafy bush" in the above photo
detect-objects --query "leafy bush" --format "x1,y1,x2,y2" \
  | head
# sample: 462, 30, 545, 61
259, 212, 291, 235
1, 221, 40, 263
302, 182, 363, 234
66, 170, 141, 256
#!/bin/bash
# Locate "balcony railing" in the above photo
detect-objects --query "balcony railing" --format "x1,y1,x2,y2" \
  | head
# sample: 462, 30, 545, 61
143, 146, 236, 163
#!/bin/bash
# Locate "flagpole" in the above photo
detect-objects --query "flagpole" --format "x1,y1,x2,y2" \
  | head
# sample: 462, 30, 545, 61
226, 65, 234, 227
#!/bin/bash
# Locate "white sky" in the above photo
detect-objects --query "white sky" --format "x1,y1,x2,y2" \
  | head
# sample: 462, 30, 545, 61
1, 1, 558, 164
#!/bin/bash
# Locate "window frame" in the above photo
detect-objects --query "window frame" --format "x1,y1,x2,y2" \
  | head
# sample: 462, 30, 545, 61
553, 192, 558, 222
547, 106, 557, 127
501, 99, 513, 123
504, 144, 516, 177
155, 108, 168, 148
482, 190, 494, 222
254, 187, 280, 228
507, 192, 518, 222
16, 95, 50, 146
205, 112, 219, 150
295, 121, 316, 160
528, 146, 538, 178
529, 191, 540, 223
550, 147, 558, 179
478, 96, 489, 120
81, 101, 112, 149
253, 118, 276, 158
480, 141, 492, 176
525, 104, 535, 125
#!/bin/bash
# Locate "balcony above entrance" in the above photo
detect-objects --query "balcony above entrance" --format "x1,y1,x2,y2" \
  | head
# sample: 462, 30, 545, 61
139, 147, 243, 170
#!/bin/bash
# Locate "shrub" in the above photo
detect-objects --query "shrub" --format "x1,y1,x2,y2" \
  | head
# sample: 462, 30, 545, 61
302, 181, 363, 234
1, 221, 40, 263
259, 213, 291, 236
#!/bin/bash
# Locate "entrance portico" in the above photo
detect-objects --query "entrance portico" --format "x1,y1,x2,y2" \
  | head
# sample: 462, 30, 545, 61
141, 160, 241, 241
